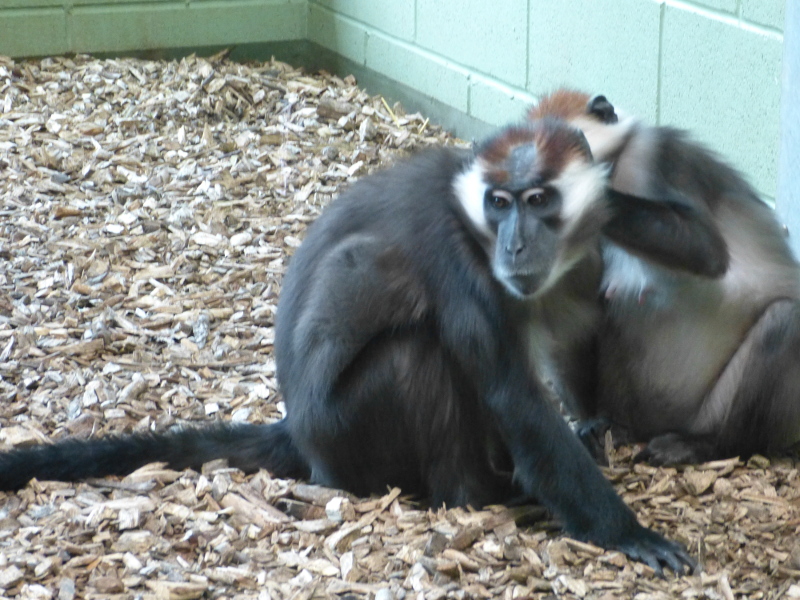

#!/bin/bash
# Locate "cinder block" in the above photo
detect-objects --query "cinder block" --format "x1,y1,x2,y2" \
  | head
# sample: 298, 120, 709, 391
308, 4, 367, 65
71, 4, 188, 52
687, 0, 737, 13
528, 0, 661, 122
661, 6, 783, 197
71, 1, 306, 53
187, 1, 307, 45
71, 0, 180, 5
0, 8, 67, 57
0, 0, 62, 7
468, 75, 535, 127
742, 0, 785, 30
366, 33, 469, 112
310, 0, 414, 41
416, 0, 527, 87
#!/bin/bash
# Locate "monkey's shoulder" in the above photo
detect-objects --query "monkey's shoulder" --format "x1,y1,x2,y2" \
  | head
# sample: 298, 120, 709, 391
296, 146, 484, 269
279, 144, 496, 309
333, 146, 473, 216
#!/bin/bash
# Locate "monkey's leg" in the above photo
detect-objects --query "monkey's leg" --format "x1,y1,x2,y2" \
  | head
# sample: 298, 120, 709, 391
0, 421, 308, 491
283, 238, 429, 407
289, 329, 517, 508
281, 238, 514, 504
638, 299, 800, 465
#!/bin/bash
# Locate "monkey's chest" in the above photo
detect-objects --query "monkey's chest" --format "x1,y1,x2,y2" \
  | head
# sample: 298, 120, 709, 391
524, 294, 600, 418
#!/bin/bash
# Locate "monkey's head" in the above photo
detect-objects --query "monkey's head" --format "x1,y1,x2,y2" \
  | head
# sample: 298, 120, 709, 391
454, 119, 610, 299
528, 89, 638, 163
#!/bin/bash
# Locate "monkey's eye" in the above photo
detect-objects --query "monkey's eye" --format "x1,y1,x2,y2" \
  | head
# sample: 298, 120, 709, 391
521, 188, 548, 206
488, 190, 514, 209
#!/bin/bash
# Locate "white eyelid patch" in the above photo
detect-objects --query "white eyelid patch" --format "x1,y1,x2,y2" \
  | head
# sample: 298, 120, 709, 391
491, 189, 514, 202
520, 188, 545, 203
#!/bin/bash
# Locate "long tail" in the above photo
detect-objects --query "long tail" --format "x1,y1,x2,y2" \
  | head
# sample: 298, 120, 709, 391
0, 420, 309, 491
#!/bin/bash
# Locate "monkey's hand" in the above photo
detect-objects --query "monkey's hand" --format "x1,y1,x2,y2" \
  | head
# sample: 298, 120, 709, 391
614, 525, 697, 577
489, 364, 697, 577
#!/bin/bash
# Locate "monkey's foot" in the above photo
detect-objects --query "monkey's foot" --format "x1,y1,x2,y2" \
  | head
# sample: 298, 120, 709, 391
575, 418, 611, 464
634, 433, 716, 466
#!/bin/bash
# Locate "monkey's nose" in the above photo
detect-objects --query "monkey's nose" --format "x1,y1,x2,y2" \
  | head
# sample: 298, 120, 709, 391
506, 244, 526, 263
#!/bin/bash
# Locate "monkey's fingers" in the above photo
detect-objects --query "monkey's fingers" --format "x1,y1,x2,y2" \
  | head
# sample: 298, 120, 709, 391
660, 541, 698, 575
644, 537, 697, 576
617, 529, 697, 577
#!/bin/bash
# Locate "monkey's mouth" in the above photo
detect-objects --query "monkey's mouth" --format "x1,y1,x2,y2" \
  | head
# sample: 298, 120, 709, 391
505, 273, 542, 298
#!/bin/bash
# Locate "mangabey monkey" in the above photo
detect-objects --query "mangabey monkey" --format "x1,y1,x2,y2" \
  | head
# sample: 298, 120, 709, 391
0, 119, 693, 573
530, 90, 800, 466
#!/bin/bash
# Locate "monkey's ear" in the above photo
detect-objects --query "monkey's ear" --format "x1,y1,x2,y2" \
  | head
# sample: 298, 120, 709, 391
588, 95, 618, 124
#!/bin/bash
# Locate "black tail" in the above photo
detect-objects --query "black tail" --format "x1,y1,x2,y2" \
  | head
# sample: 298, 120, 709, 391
0, 420, 310, 491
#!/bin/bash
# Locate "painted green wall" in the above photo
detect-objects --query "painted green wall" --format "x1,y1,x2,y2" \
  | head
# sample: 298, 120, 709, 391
306, 0, 786, 200
0, 1, 307, 57
0, 0, 786, 199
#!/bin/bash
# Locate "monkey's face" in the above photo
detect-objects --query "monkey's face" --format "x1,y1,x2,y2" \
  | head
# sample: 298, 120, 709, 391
454, 120, 610, 299
484, 183, 562, 297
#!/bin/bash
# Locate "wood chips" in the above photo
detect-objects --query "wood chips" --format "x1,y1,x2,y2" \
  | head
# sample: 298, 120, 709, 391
1, 53, 799, 600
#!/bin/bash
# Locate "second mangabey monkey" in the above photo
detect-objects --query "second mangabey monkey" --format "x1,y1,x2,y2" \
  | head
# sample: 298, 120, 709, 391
0, 118, 693, 574
531, 90, 800, 465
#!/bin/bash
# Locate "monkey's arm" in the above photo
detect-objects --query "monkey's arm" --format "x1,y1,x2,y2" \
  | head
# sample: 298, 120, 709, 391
603, 188, 729, 277
436, 294, 693, 575
484, 356, 694, 576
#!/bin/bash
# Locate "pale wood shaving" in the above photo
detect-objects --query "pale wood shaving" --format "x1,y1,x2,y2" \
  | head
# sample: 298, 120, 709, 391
1, 53, 799, 599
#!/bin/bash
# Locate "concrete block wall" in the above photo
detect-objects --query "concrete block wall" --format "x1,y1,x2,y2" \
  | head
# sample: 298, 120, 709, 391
0, 0, 786, 199
0, 0, 307, 57
307, 0, 786, 200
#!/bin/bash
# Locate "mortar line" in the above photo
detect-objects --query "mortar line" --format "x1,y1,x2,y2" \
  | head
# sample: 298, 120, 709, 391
656, 1, 665, 125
